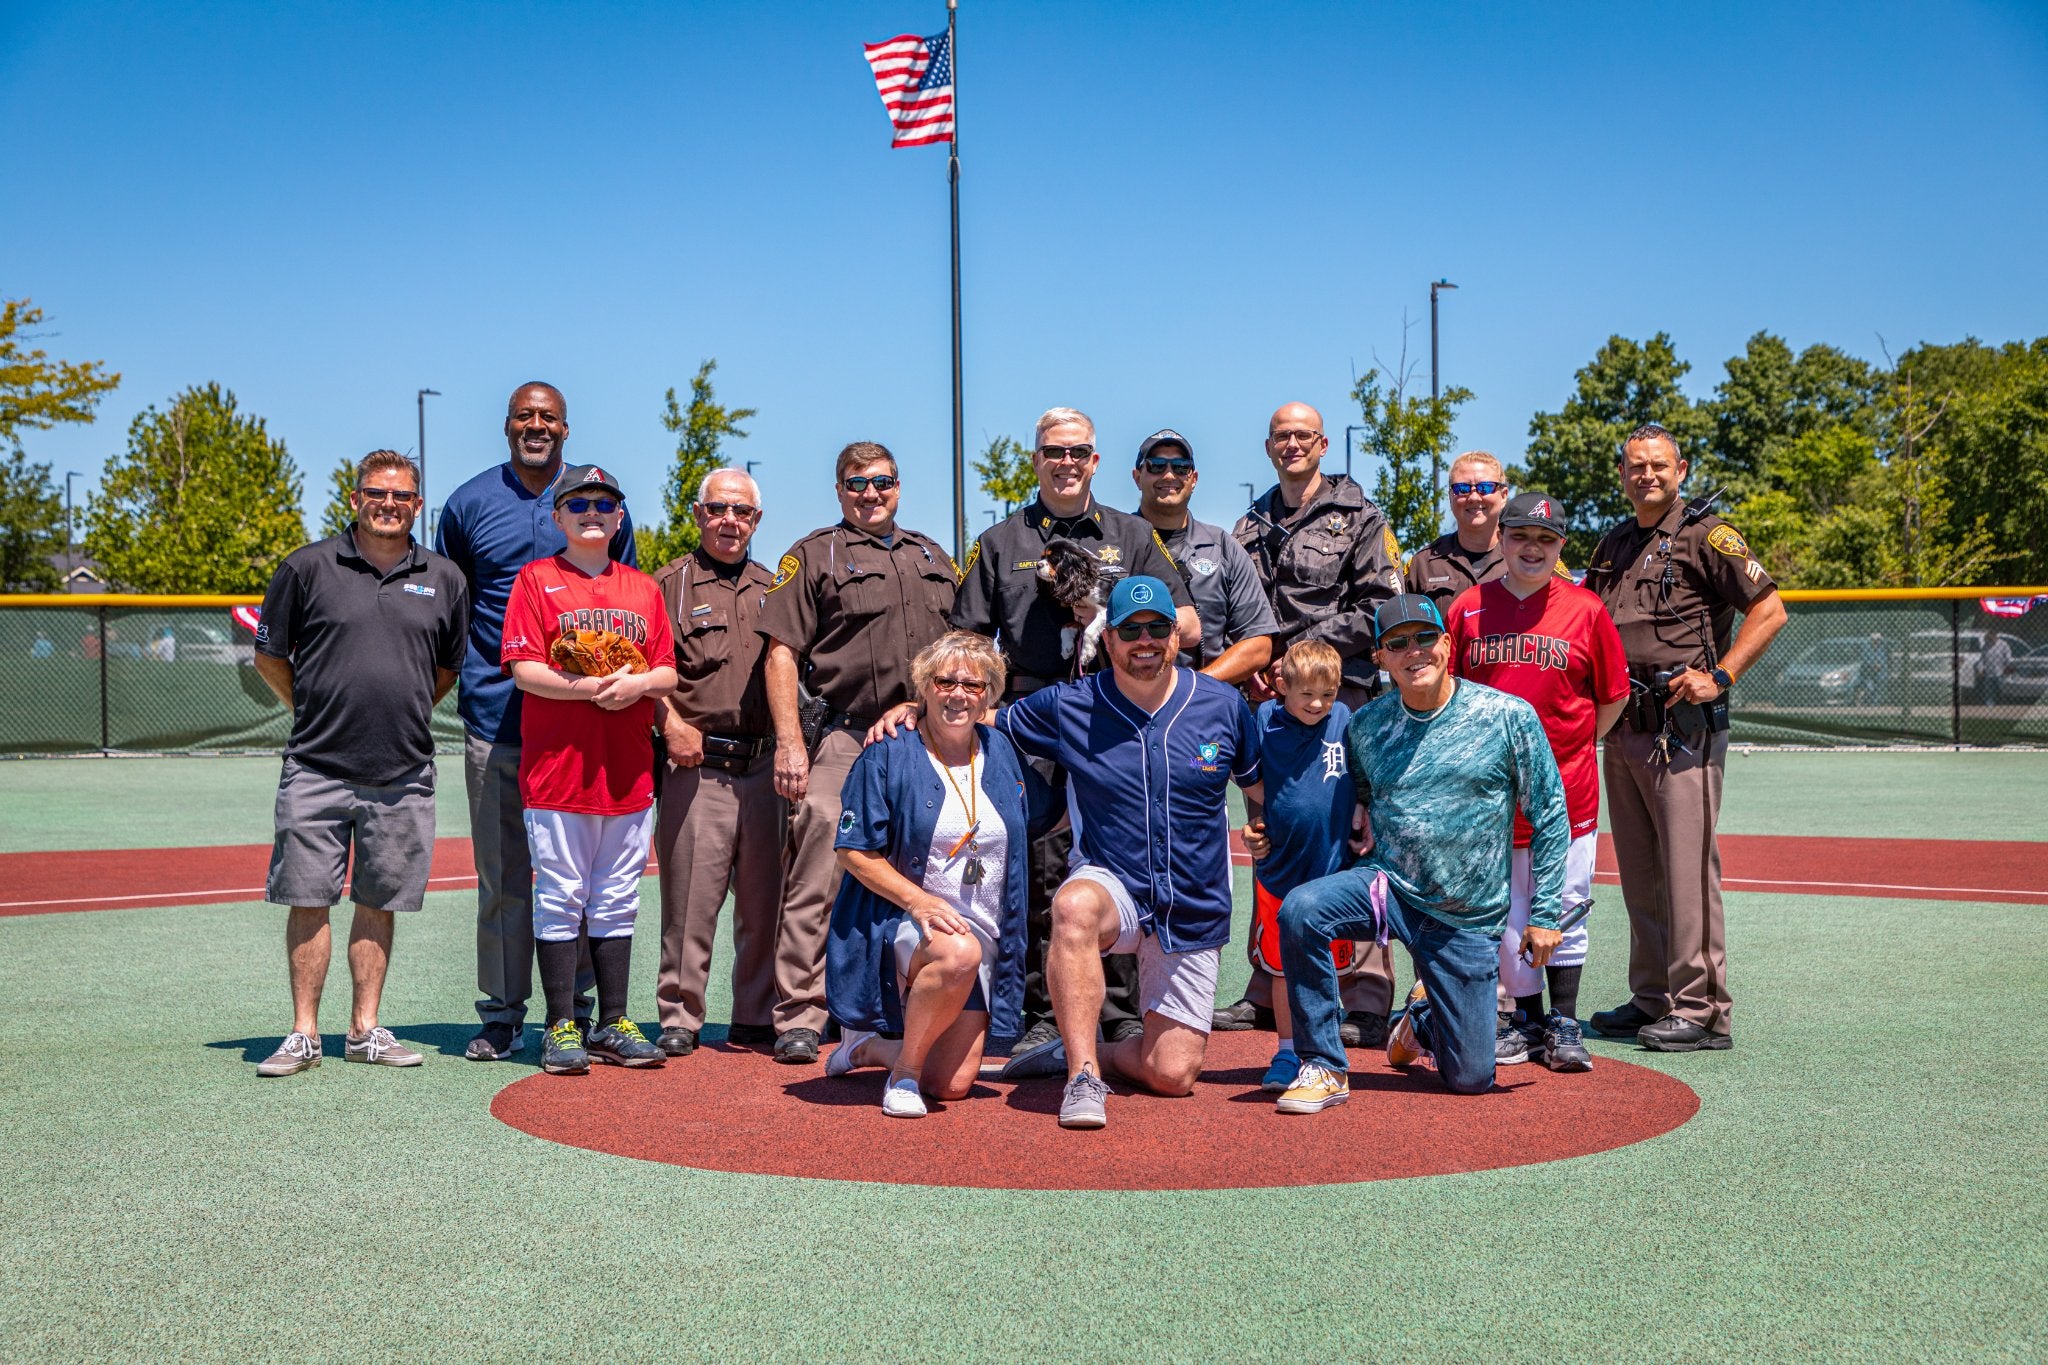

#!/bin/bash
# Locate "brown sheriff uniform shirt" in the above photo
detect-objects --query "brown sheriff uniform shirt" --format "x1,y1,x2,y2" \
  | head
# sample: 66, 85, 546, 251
654, 549, 778, 737
756, 521, 958, 721
1403, 533, 1505, 611
1583, 502, 1777, 672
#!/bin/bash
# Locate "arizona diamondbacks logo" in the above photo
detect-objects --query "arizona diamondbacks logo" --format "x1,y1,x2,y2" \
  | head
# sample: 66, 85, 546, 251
1321, 741, 1346, 781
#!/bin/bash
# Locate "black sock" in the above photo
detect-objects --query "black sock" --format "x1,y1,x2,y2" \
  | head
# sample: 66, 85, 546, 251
1514, 993, 1545, 1025
537, 938, 581, 1026
590, 934, 633, 1027
1546, 965, 1582, 1021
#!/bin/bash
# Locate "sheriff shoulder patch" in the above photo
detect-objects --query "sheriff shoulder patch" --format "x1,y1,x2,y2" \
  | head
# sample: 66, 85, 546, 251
767, 553, 801, 592
1382, 527, 1402, 562
1706, 524, 1750, 558
957, 540, 979, 583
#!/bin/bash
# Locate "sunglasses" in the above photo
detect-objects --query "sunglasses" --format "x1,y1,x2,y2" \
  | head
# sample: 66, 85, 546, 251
700, 502, 760, 520
1450, 481, 1506, 496
357, 488, 419, 505
930, 675, 988, 696
1138, 457, 1194, 476
1114, 621, 1175, 642
1037, 444, 1095, 464
842, 475, 898, 493
563, 497, 619, 514
1379, 629, 1443, 654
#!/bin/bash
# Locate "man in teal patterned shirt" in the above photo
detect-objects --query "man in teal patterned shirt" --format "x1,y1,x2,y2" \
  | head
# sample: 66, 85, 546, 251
1271, 594, 1570, 1111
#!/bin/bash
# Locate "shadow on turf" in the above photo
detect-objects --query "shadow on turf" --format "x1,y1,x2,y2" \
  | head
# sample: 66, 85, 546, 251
781, 1075, 1001, 1112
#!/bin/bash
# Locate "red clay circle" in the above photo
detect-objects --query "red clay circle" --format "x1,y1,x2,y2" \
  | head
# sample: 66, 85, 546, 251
492, 1030, 1698, 1190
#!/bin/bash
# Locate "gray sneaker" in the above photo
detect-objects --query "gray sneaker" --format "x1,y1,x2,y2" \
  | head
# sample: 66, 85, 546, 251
345, 1026, 424, 1067
1058, 1067, 1110, 1129
1496, 1012, 1542, 1066
257, 1031, 322, 1077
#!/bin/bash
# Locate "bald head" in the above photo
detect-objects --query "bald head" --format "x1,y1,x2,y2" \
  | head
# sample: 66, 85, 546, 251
1264, 401, 1329, 485
504, 382, 569, 474
1269, 402, 1323, 435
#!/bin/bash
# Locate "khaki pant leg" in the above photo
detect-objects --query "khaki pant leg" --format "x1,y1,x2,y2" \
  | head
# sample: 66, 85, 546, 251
1659, 730, 1730, 1033
729, 755, 787, 1029
773, 728, 859, 1034
1604, 729, 1670, 1018
654, 763, 740, 1032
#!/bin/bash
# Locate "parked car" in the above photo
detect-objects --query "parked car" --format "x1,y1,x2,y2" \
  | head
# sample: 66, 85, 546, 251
149, 622, 252, 665
1998, 643, 2048, 703
1773, 635, 1887, 706
1904, 628, 2025, 703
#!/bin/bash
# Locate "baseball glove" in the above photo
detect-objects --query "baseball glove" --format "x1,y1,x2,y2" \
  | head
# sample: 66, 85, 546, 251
549, 628, 649, 676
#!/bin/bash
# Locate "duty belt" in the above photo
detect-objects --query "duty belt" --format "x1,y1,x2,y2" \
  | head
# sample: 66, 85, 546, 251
699, 732, 774, 772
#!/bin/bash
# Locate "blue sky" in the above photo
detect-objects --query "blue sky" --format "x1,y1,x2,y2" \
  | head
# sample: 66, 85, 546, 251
8, 0, 2046, 561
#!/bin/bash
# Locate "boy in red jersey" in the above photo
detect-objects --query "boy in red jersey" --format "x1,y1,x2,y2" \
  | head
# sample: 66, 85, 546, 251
1445, 492, 1628, 1071
501, 465, 678, 1075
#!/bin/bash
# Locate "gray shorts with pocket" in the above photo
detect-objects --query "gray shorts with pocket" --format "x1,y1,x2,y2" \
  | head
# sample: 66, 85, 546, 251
266, 757, 436, 913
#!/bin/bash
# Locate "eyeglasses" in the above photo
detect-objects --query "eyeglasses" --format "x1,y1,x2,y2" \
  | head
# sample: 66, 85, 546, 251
563, 497, 619, 514
1114, 621, 1175, 642
1379, 629, 1443, 654
1269, 430, 1324, 448
699, 502, 760, 520
929, 675, 989, 697
1037, 444, 1095, 464
842, 475, 898, 493
1138, 457, 1194, 476
357, 488, 419, 505
1450, 481, 1506, 496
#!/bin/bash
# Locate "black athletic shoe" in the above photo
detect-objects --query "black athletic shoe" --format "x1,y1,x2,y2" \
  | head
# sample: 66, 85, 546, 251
1105, 1018, 1147, 1044
1496, 1012, 1541, 1066
999, 1017, 1066, 1080
726, 1023, 776, 1047
1540, 1010, 1593, 1072
587, 1019, 666, 1068
1637, 1015, 1732, 1052
464, 1022, 523, 1061
541, 1020, 589, 1075
1210, 998, 1276, 1032
773, 1028, 821, 1064
1340, 1010, 1388, 1050
1589, 1001, 1658, 1038
657, 1027, 698, 1057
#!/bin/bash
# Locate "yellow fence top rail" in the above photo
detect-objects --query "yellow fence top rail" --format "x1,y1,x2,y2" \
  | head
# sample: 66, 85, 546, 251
1777, 587, 2048, 602
0, 594, 264, 607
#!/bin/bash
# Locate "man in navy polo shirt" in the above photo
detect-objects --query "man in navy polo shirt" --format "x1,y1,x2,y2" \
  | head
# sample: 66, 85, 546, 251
998, 575, 1263, 1129
435, 381, 637, 1061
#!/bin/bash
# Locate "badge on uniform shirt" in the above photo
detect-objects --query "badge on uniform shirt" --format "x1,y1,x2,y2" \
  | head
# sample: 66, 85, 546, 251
768, 553, 801, 592
1096, 546, 1121, 565
403, 583, 437, 597
690, 604, 712, 616
1190, 557, 1217, 576
1706, 525, 1750, 558
1328, 515, 1347, 535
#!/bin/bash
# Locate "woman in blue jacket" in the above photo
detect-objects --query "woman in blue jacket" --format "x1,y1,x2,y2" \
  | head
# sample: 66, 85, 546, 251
825, 632, 1062, 1117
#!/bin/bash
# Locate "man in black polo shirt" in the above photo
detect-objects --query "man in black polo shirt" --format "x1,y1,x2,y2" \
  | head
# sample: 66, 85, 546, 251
949, 405, 1198, 1067
251, 450, 468, 1077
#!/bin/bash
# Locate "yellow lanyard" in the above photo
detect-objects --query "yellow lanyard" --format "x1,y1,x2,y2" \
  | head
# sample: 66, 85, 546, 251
940, 746, 981, 859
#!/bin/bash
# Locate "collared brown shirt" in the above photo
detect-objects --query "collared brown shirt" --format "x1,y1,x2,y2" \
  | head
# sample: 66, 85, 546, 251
654, 548, 778, 736
756, 521, 958, 720
1403, 533, 1506, 611
1583, 502, 1777, 669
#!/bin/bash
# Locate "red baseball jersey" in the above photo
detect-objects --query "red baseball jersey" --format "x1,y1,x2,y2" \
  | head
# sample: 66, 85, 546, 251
501, 554, 675, 816
1446, 576, 1628, 845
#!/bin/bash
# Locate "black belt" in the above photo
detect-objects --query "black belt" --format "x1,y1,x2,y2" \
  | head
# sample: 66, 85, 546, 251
826, 711, 879, 734
698, 732, 773, 772
1004, 674, 1060, 702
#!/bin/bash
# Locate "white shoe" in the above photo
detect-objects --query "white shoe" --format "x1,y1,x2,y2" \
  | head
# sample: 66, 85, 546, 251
881, 1076, 927, 1118
827, 1028, 876, 1078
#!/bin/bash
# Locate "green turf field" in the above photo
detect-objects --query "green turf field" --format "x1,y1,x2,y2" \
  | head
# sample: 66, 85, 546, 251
2, 753, 2045, 1359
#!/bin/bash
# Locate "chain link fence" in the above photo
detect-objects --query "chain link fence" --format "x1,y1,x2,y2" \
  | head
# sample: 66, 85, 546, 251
3, 591, 2046, 756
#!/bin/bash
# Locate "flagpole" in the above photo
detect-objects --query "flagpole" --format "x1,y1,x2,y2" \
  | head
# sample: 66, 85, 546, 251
948, 0, 965, 565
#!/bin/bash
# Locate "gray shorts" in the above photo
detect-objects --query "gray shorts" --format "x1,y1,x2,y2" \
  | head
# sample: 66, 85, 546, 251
266, 758, 436, 913
1062, 865, 1220, 1034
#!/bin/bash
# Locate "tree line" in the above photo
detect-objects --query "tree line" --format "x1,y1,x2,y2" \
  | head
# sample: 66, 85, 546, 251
4, 291, 2042, 592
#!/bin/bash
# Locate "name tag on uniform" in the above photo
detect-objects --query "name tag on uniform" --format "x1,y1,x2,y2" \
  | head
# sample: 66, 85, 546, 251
403, 584, 437, 597
1012, 560, 1041, 571
691, 604, 712, 616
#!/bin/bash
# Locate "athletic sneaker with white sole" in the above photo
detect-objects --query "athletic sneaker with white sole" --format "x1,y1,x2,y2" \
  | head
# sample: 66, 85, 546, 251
1260, 1051, 1302, 1094
1275, 1061, 1349, 1114
1541, 1010, 1593, 1071
1058, 1068, 1109, 1128
1387, 981, 1431, 1068
344, 1026, 423, 1067
827, 1028, 876, 1078
881, 1076, 928, 1118
999, 1020, 1067, 1080
257, 1031, 322, 1077
542, 1019, 590, 1075
586, 1019, 665, 1068
1496, 1012, 1541, 1066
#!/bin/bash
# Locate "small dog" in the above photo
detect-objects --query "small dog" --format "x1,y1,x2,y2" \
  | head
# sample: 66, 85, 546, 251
1036, 537, 1110, 669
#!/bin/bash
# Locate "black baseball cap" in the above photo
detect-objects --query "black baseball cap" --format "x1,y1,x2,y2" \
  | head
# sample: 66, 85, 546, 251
1136, 429, 1194, 466
1499, 491, 1566, 536
1373, 593, 1445, 641
553, 464, 625, 507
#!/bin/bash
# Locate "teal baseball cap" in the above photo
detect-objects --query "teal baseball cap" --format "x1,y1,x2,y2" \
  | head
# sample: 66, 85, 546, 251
1106, 575, 1173, 626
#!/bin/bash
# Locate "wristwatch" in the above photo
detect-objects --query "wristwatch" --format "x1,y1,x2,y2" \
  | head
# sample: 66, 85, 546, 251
1710, 666, 1733, 690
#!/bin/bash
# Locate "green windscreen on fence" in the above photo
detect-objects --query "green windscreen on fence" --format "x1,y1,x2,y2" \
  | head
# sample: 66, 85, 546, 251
3, 595, 2046, 755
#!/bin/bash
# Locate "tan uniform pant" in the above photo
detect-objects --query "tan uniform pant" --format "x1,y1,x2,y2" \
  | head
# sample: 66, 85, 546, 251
654, 752, 785, 1032
1602, 725, 1732, 1035
773, 727, 862, 1034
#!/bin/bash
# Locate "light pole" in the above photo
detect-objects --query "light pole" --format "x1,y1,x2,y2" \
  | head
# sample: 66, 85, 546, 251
416, 389, 440, 526
745, 460, 762, 475
1429, 278, 1458, 526
65, 471, 83, 554
1240, 481, 1257, 510
1344, 425, 1368, 481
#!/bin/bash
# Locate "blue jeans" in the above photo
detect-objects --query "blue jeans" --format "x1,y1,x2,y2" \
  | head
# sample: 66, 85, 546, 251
1278, 868, 1501, 1095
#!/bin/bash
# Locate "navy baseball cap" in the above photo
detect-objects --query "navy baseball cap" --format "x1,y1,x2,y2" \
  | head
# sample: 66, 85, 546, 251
1136, 429, 1194, 466
1373, 593, 1445, 641
554, 464, 625, 507
1107, 575, 1174, 626
1500, 491, 1567, 536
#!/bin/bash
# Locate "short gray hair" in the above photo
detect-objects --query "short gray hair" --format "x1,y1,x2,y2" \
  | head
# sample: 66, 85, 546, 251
1034, 407, 1095, 448
695, 467, 761, 504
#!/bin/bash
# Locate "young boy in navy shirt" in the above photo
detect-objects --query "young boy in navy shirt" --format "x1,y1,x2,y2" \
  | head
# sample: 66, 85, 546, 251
1242, 640, 1365, 1092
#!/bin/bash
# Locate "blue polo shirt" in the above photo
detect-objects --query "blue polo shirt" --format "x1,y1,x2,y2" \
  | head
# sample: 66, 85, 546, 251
1000, 668, 1260, 952
1253, 699, 1355, 899
434, 462, 637, 742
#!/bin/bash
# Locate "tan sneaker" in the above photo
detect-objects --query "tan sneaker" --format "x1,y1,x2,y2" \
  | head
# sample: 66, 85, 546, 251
344, 1026, 423, 1067
1275, 1061, 1349, 1114
257, 1031, 322, 1077
1387, 981, 1430, 1067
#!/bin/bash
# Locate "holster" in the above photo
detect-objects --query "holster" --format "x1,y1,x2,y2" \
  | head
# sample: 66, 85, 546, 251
797, 692, 831, 753
1625, 664, 1667, 734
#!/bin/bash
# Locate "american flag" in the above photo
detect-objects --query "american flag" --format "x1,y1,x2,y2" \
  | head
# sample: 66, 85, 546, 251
863, 31, 954, 148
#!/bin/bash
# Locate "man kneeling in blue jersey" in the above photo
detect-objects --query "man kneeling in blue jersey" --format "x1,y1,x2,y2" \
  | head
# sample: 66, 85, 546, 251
1271, 594, 1570, 1111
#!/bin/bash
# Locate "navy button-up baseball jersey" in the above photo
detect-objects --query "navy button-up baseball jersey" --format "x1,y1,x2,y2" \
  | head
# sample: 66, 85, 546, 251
999, 668, 1260, 952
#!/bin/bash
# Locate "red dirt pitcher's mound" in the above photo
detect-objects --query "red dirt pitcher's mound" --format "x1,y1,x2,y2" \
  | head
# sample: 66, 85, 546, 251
492, 1030, 1698, 1190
